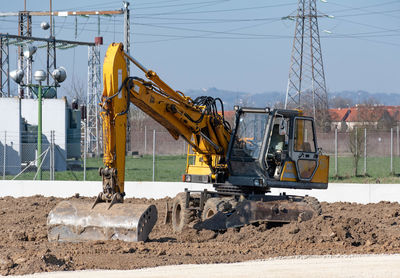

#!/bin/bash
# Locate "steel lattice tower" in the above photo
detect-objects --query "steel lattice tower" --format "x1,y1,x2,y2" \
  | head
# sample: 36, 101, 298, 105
85, 44, 102, 156
18, 11, 32, 98
0, 37, 10, 97
285, 0, 328, 118
84, 2, 131, 156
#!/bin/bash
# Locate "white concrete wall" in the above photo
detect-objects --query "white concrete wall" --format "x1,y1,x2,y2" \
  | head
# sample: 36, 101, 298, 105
0, 181, 399, 204
0, 180, 214, 199
0, 97, 69, 175
270, 184, 400, 204
0, 97, 21, 175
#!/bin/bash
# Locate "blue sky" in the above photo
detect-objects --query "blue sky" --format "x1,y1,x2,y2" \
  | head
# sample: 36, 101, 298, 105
1, 0, 399, 97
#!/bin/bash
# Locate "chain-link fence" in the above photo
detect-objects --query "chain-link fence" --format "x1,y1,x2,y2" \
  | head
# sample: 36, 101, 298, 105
1, 128, 188, 182
2, 127, 400, 182
318, 127, 400, 178
1, 130, 72, 180
130, 128, 188, 155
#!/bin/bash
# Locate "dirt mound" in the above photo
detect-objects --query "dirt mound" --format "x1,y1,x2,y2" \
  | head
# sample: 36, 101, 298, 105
0, 195, 399, 276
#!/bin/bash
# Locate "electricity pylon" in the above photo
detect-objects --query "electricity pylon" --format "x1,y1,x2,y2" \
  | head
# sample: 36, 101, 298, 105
285, 0, 329, 120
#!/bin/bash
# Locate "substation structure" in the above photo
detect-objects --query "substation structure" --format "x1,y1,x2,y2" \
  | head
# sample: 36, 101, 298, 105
0, 2, 131, 156
0, 33, 103, 158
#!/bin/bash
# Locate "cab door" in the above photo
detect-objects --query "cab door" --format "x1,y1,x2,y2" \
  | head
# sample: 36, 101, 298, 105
291, 117, 319, 181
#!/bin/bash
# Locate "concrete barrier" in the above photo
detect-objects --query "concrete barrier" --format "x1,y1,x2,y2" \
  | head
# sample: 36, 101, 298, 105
0, 180, 213, 199
0, 180, 399, 204
270, 184, 400, 204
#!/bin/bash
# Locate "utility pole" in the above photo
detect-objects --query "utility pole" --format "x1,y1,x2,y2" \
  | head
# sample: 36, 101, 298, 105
0, 37, 10, 97
123, 1, 131, 75
87, 37, 102, 157
49, 0, 53, 38
284, 0, 329, 120
123, 1, 131, 153
17, 10, 32, 98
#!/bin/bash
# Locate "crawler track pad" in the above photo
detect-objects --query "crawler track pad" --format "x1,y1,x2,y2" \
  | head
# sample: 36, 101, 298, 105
194, 196, 319, 231
47, 200, 157, 242
226, 198, 315, 228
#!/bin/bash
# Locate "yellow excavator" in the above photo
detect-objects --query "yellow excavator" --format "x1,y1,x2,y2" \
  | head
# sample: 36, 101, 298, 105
47, 43, 329, 242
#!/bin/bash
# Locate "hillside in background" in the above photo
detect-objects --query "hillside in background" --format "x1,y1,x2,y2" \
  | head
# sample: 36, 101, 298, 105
184, 88, 283, 110
184, 88, 400, 110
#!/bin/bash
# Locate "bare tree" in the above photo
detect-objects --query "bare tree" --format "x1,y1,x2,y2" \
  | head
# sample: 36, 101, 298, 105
329, 96, 354, 108
314, 107, 332, 133
348, 126, 364, 176
129, 106, 148, 131
65, 78, 86, 104
356, 97, 385, 129
348, 97, 382, 176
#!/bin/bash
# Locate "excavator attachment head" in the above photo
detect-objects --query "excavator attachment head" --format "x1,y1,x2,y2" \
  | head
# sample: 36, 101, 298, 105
47, 200, 157, 242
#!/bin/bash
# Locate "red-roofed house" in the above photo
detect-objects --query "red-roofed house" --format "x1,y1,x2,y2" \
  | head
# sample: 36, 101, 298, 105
329, 105, 400, 131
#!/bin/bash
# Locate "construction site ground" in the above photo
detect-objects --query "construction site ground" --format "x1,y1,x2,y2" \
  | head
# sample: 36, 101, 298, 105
1, 196, 400, 276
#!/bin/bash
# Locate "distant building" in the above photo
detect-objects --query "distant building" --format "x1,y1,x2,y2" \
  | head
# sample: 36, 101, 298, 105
329, 105, 400, 131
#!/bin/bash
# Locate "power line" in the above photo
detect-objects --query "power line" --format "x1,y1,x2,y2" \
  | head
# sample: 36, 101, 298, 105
15, 17, 400, 43
134, 2, 297, 17
334, 17, 400, 34
62, 1, 122, 11
38, 16, 283, 26
334, 8, 400, 18
327, 32, 400, 47
328, 0, 400, 19
134, 0, 184, 7
133, 19, 278, 25
133, 0, 229, 10
54, 17, 67, 37
1, 1, 399, 47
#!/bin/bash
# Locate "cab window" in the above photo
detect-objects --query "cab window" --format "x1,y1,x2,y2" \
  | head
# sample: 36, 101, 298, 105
231, 112, 269, 160
294, 119, 316, 153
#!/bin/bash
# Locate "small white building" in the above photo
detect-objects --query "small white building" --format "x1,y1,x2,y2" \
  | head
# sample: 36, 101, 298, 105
0, 97, 80, 175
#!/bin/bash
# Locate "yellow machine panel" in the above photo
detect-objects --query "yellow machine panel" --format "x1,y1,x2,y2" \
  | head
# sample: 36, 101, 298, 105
186, 152, 213, 176
280, 161, 297, 182
311, 155, 329, 184
281, 155, 329, 184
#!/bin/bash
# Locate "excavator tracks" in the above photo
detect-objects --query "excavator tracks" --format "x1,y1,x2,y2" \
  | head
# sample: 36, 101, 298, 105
169, 190, 321, 232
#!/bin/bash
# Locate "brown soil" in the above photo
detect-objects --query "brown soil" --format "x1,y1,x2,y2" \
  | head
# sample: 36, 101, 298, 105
0, 195, 399, 276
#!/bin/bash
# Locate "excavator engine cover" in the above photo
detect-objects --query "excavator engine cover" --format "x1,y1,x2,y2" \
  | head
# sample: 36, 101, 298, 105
47, 200, 157, 242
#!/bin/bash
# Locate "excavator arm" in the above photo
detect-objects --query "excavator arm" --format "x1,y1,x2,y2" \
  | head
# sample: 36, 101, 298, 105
95, 43, 231, 207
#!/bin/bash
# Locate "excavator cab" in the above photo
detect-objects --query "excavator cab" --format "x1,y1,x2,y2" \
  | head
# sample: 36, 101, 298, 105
227, 107, 328, 192
189, 107, 329, 231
